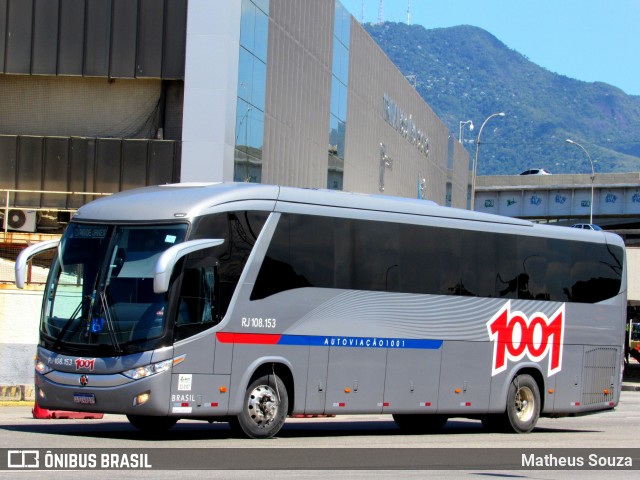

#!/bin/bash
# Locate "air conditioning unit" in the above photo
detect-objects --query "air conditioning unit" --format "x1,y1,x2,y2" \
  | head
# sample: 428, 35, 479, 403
3, 209, 37, 232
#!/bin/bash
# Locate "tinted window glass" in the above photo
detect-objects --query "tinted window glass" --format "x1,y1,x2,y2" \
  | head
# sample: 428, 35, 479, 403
175, 253, 219, 341
251, 214, 623, 304
495, 234, 519, 299
192, 211, 268, 317
569, 241, 623, 303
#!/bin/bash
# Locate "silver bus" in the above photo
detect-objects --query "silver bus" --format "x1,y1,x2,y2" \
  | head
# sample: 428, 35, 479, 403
17, 182, 627, 438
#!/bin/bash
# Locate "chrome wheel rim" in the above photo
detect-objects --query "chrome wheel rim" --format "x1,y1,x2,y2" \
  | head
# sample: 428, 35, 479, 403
246, 384, 279, 426
515, 385, 535, 422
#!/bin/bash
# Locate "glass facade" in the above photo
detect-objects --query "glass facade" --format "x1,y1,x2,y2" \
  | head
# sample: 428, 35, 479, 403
234, 0, 269, 183
327, 1, 350, 190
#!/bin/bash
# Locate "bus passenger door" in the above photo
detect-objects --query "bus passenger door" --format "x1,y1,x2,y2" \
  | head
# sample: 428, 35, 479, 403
169, 261, 230, 415
324, 344, 387, 414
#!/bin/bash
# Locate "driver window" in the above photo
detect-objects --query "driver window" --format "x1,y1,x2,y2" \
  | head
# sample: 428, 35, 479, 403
175, 263, 219, 341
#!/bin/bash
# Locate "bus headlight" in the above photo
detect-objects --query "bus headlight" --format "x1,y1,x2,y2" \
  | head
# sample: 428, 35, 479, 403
35, 359, 51, 375
122, 359, 173, 380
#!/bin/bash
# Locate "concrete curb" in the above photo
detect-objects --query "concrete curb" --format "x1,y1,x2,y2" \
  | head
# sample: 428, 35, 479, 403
0, 385, 35, 402
622, 383, 640, 392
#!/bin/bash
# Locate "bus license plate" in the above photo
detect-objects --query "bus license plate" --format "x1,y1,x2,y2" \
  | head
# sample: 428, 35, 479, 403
73, 393, 96, 405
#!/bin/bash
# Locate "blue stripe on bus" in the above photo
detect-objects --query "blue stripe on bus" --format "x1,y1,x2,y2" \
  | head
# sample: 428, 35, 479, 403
277, 334, 443, 350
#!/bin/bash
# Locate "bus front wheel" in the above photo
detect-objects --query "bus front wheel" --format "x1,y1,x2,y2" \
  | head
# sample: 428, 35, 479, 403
231, 373, 288, 439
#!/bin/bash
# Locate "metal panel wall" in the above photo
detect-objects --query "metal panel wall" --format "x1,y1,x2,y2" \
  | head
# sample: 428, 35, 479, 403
0, 0, 186, 79
0, 0, 6, 70
1, 136, 179, 208
32, 0, 60, 74
136, 0, 164, 78
58, 0, 85, 75
68, 137, 96, 207
0, 135, 16, 189
121, 141, 148, 191
4, 0, 33, 73
148, 141, 178, 185
16, 137, 43, 206
162, 0, 187, 79
95, 138, 122, 194
262, 0, 334, 188
110, 0, 138, 78
42, 138, 69, 207
84, 0, 111, 77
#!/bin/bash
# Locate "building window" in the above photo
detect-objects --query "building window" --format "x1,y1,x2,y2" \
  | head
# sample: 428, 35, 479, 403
235, 0, 269, 183
328, 1, 350, 190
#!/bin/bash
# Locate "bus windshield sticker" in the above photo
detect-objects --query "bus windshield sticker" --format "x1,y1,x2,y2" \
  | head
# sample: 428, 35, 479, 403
72, 225, 108, 238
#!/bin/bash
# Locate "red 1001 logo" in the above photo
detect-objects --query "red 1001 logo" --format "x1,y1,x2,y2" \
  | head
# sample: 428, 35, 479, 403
487, 301, 564, 377
75, 358, 96, 371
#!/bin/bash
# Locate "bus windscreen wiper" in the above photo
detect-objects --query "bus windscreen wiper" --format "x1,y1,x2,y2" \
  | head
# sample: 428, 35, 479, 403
99, 291, 122, 354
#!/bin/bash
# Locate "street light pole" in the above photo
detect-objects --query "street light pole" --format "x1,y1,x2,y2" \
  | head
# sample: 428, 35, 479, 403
566, 139, 595, 224
459, 120, 474, 144
471, 112, 505, 210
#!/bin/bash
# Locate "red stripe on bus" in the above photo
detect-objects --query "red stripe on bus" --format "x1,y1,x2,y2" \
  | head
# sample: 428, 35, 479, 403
216, 332, 282, 344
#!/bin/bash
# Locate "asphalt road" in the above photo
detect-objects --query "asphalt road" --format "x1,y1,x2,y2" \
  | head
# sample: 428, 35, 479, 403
1, 391, 639, 479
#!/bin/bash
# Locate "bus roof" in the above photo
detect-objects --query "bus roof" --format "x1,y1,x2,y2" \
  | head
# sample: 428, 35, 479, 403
73, 182, 533, 227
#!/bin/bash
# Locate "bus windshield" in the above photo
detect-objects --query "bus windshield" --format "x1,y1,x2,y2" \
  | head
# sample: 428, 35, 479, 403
42, 223, 188, 355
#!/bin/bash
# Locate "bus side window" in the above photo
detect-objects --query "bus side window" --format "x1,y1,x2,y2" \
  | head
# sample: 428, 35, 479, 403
175, 265, 218, 341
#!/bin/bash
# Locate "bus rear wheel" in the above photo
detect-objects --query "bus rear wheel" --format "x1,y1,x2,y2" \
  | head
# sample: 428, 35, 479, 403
392, 414, 448, 433
127, 414, 178, 432
483, 374, 540, 433
232, 373, 288, 439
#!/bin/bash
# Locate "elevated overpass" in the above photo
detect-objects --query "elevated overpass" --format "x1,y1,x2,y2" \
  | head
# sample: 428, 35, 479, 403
475, 172, 640, 229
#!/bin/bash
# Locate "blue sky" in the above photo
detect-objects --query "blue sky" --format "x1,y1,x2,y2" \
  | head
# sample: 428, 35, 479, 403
342, 0, 639, 96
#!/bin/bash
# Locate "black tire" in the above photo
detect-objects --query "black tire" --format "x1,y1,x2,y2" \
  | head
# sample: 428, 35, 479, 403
126, 414, 178, 432
233, 373, 288, 439
506, 374, 540, 433
484, 374, 540, 434
392, 414, 448, 433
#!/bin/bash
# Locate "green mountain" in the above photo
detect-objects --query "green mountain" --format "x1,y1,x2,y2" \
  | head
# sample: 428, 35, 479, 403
363, 22, 640, 175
